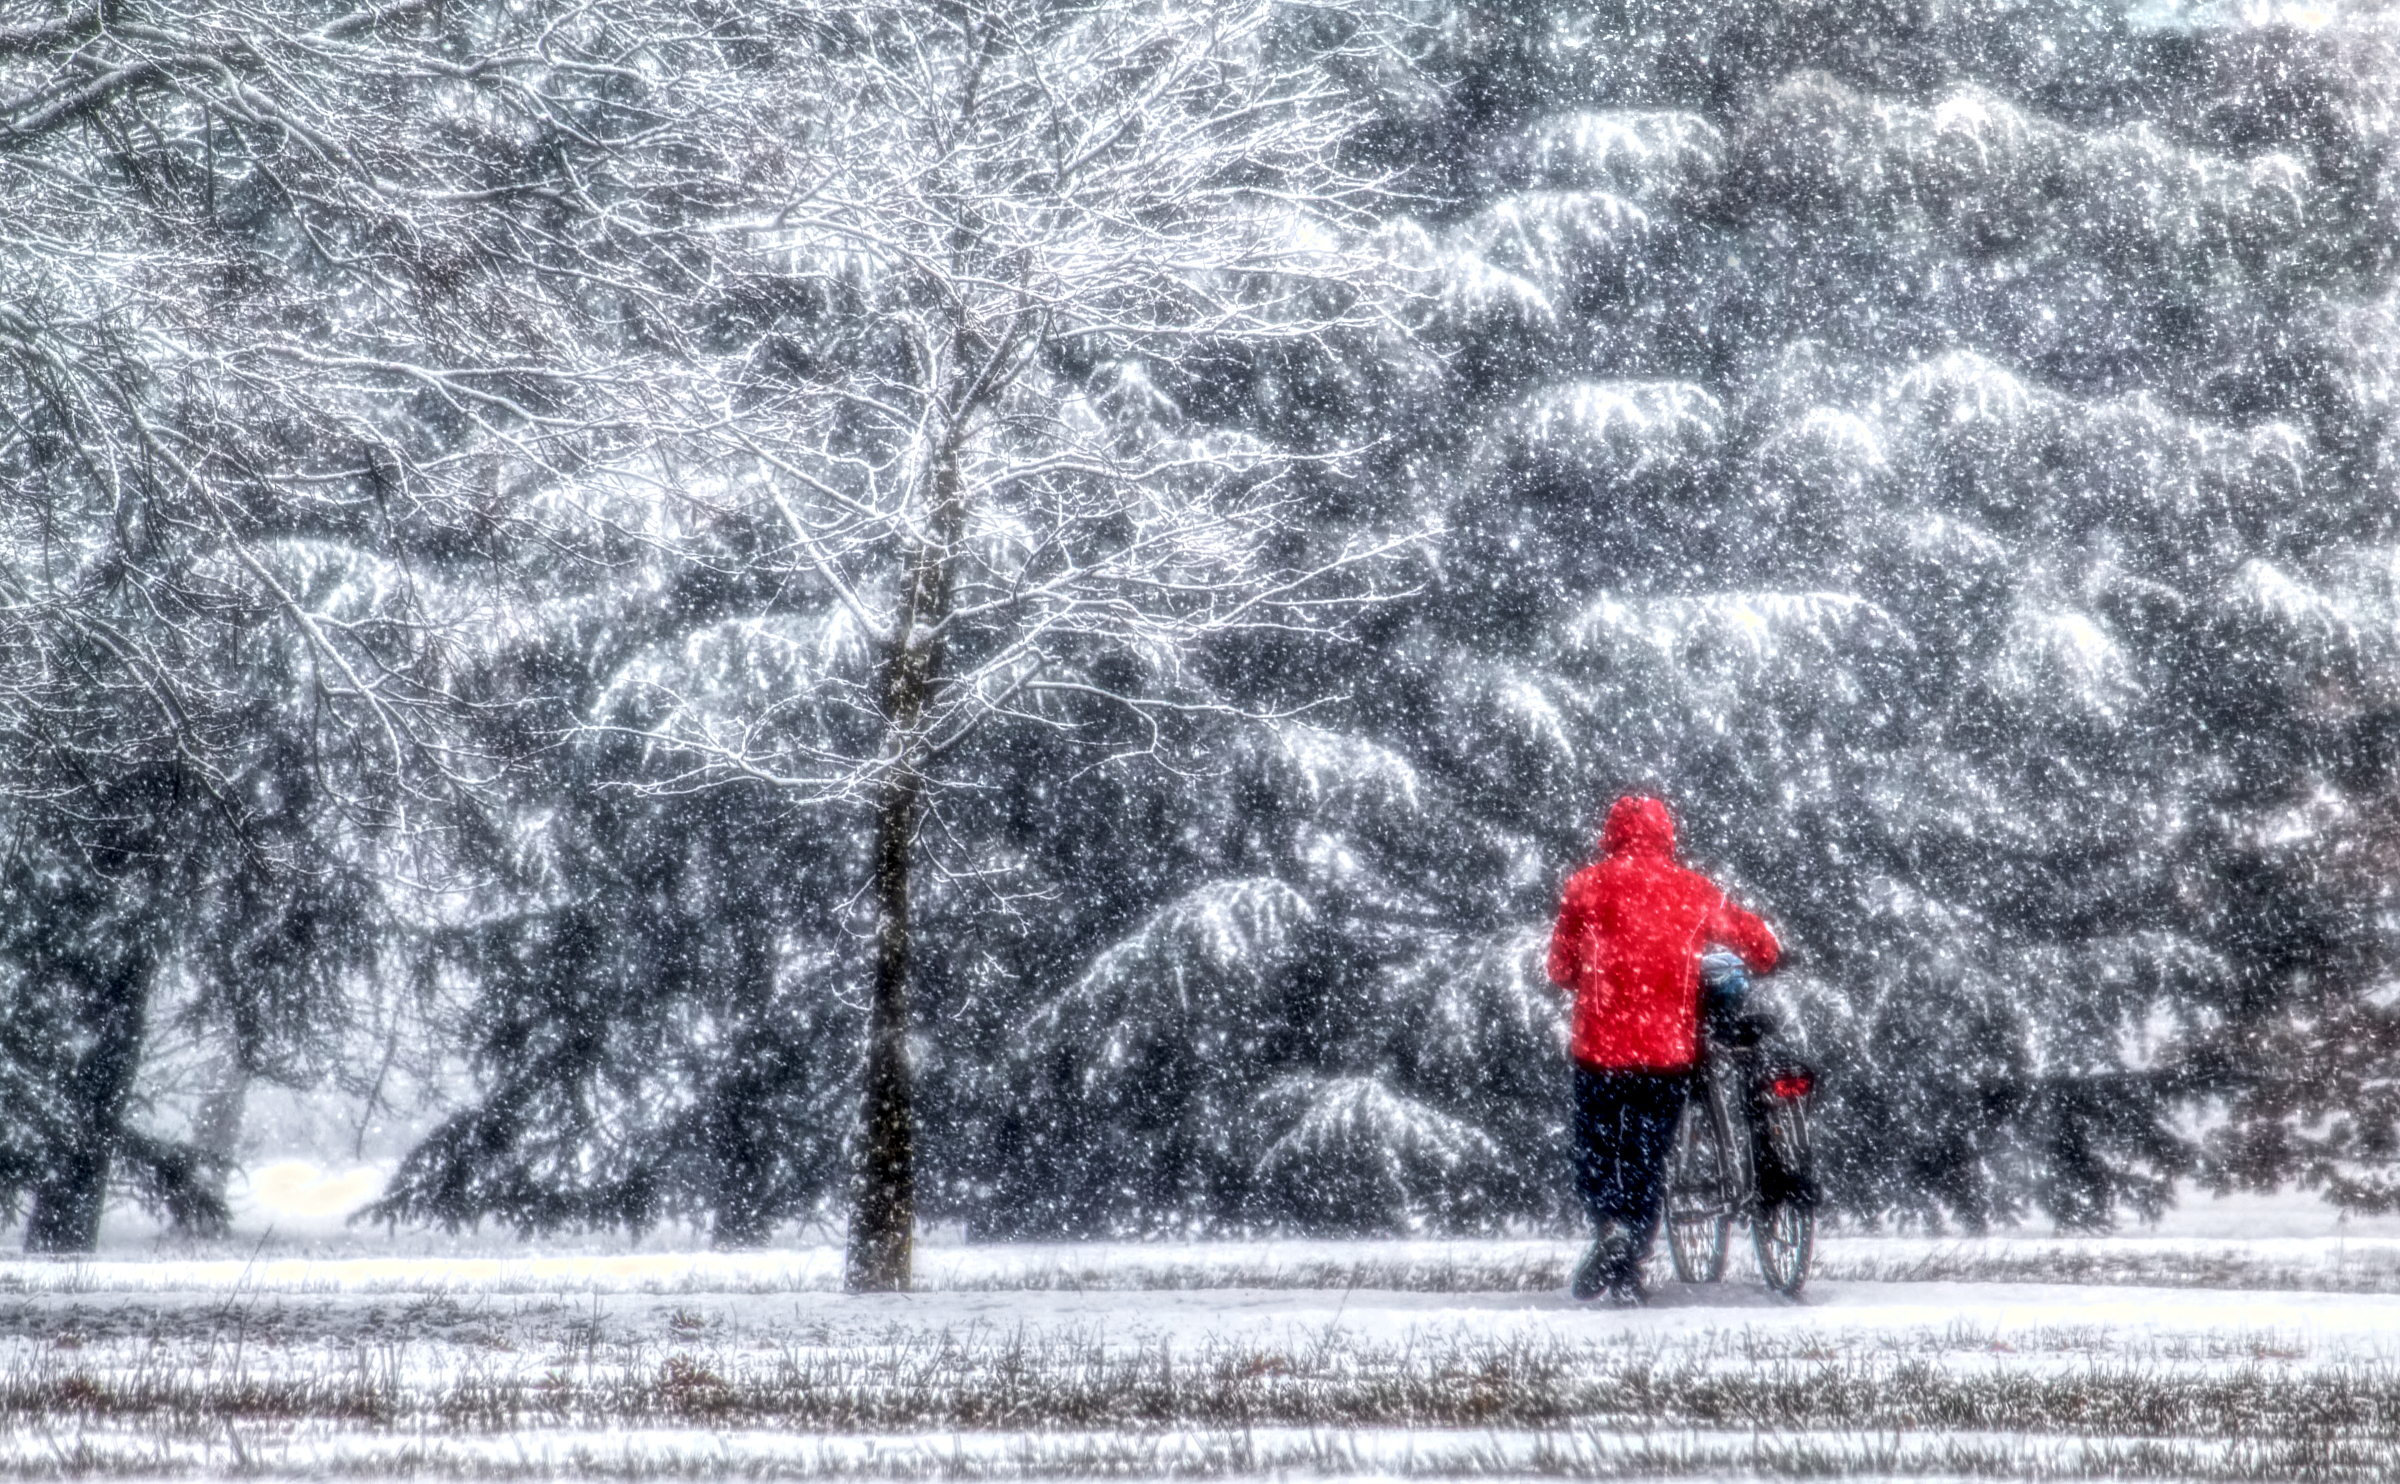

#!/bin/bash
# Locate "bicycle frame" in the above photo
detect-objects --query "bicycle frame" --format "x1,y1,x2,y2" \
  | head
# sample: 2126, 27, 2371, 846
1664, 957, 1817, 1295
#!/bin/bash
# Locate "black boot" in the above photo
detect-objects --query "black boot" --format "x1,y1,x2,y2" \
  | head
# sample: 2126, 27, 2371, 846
1572, 1223, 1634, 1300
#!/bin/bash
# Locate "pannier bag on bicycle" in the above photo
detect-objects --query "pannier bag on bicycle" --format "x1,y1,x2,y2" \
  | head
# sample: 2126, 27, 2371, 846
1699, 952, 1822, 1212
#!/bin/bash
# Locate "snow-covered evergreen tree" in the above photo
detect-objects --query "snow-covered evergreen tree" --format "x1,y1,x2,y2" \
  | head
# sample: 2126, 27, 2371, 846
1123, 0, 2400, 1232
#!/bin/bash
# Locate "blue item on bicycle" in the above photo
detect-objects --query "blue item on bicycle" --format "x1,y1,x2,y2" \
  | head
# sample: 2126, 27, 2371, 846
1699, 950, 1748, 997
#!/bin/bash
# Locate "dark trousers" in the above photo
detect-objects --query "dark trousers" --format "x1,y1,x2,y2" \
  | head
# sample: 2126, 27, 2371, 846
1572, 1065, 1689, 1280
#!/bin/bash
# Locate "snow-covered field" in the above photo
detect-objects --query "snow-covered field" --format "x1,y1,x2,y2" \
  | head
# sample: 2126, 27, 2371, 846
8, 1186, 2400, 1479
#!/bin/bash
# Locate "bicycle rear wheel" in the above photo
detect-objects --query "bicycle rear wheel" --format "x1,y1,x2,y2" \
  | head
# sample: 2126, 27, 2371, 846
1665, 1080, 1735, 1283
1752, 1097, 1814, 1296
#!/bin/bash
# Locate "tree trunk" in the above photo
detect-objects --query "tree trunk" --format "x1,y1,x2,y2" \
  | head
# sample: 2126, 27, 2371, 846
24, 959, 151, 1254
847, 757, 924, 1290
190, 1043, 249, 1196
712, 921, 788, 1250
845, 444, 967, 1293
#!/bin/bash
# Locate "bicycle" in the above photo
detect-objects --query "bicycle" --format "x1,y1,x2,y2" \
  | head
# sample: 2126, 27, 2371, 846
1663, 952, 1818, 1296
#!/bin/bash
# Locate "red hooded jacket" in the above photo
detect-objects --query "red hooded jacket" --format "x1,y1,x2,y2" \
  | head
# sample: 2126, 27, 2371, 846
1546, 796, 1780, 1072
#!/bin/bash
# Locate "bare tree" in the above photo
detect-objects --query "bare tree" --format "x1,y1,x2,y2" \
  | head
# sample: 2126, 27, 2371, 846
588, 1, 1411, 1289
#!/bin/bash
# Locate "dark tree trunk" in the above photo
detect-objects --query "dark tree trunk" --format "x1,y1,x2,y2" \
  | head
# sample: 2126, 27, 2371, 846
190, 1051, 248, 1168
24, 958, 151, 1254
847, 758, 924, 1290
711, 920, 789, 1249
845, 444, 966, 1293
710, 1082, 783, 1248
186, 1044, 248, 1226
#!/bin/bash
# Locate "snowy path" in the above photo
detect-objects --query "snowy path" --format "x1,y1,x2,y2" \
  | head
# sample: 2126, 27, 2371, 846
823, 1274, 2400, 1367
20, 1263, 2400, 1354
8, 1233, 2400, 1478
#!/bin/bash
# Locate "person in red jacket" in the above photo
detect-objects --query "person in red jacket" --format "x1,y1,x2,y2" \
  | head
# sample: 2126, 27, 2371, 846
1547, 794, 1779, 1302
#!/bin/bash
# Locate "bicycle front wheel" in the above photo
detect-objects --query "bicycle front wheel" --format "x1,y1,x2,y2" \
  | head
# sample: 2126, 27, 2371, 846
1665, 1081, 1735, 1283
1753, 1097, 1814, 1296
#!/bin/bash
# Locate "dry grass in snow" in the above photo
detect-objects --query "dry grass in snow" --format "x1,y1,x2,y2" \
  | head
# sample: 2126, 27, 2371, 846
9, 1220, 2400, 1479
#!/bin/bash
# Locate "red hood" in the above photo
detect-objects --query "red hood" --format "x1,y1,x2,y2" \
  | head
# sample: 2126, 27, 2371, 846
1600, 795, 1676, 859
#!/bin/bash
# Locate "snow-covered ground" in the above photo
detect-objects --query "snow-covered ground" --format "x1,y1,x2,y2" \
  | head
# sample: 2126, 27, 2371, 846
7, 1184, 2400, 1479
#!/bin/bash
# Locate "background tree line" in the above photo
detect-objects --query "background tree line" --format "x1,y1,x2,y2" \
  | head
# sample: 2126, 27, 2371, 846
4, 0, 2399, 1261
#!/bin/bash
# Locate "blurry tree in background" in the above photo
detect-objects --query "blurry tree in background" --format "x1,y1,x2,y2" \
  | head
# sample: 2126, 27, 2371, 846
0, 2, 473, 1248
9, 0, 2400, 1254
0, 0, 676, 1249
